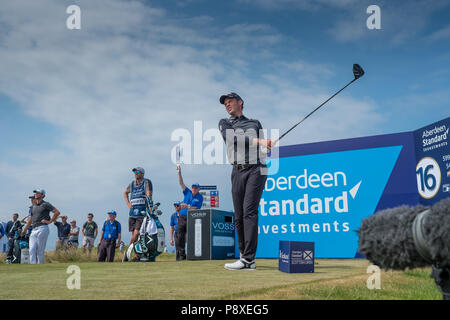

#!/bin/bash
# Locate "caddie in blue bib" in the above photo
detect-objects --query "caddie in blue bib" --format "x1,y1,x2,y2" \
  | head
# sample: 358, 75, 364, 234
125, 167, 153, 218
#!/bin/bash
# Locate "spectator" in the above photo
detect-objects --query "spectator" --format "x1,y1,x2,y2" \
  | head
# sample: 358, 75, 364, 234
6, 198, 33, 262
176, 166, 204, 260
68, 219, 80, 248
5, 213, 20, 248
176, 166, 204, 214
21, 189, 61, 264
54, 216, 71, 249
0, 222, 4, 240
170, 201, 185, 260
5, 214, 23, 263
81, 213, 98, 254
98, 211, 121, 262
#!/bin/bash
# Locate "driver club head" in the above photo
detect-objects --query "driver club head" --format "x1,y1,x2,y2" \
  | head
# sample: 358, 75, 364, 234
353, 64, 365, 79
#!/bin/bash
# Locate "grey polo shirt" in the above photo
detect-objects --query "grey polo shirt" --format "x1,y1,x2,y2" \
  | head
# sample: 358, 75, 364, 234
218, 115, 266, 165
30, 201, 55, 228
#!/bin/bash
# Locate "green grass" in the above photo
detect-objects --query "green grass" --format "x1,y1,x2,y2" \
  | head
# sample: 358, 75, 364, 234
0, 250, 442, 300
250, 269, 440, 300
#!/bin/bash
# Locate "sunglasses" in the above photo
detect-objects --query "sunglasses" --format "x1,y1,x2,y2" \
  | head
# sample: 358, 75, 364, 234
134, 171, 143, 174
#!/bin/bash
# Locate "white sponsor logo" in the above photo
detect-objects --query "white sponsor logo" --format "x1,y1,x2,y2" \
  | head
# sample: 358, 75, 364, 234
190, 212, 206, 218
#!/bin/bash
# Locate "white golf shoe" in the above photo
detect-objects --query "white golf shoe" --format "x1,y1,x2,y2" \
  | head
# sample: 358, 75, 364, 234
224, 259, 256, 270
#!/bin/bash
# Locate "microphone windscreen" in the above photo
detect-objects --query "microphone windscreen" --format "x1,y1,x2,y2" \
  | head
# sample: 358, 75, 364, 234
358, 198, 450, 270
357, 203, 429, 270
423, 198, 450, 266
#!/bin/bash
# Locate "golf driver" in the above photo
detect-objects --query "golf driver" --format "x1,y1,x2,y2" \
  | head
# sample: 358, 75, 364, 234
261, 64, 365, 154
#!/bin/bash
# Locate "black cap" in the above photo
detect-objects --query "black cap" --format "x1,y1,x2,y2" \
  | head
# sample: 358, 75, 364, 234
219, 92, 243, 105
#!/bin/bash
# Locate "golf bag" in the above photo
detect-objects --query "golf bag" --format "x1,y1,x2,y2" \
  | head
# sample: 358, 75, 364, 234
124, 197, 165, 262
6, 222, 30, 264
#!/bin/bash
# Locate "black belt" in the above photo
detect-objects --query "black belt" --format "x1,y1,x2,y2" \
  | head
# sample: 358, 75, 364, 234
233, 163, 263, 171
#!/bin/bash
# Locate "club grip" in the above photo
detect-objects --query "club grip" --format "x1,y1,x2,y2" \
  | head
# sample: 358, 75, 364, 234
260, 138, 278, 155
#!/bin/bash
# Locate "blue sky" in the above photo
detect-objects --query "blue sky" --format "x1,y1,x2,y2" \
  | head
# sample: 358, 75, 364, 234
0, 0, 449, 249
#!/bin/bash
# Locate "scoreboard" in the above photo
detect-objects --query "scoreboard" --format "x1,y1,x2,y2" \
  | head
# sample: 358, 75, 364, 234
199, 185, 219, 208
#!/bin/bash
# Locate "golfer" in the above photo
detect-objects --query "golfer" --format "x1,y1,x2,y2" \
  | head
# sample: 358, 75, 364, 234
124, 167, 153, 248
21, 189, 61, 264
219, 92, 272, 270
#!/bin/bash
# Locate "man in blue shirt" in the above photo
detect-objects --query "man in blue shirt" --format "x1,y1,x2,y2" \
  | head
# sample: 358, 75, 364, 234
176, 166, 203, 260
170, 201, 184, 260
177, 166, 204, 215
97, 211, 122, 262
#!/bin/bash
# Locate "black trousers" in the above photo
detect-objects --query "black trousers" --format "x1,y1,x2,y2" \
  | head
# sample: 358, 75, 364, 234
97, 239, 116, 262
231, 164, 267, 262
6, 238, 14, 260
175, 216, 187, 260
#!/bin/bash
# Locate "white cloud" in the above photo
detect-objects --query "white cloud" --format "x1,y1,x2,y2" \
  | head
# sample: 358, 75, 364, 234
240, 0, 450, 45
328, 0, 450, 44
237, 0, 359, 11
223, 24, 282, 46
384, 90, 450, 130
0, 0, 383, 248
427, 24, 450, 41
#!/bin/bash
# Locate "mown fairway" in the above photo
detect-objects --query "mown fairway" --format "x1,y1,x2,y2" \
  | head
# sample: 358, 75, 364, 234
0, 253, 441, 300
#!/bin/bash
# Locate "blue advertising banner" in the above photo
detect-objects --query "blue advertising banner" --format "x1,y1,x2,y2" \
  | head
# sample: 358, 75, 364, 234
255, 117, 449, 258
414, 117, 450, 205
257, 131, 419, 258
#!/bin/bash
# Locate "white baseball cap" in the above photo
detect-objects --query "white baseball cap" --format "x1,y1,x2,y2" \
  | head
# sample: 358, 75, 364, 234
33, 188, 46, 195
132, 167, 145, 174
